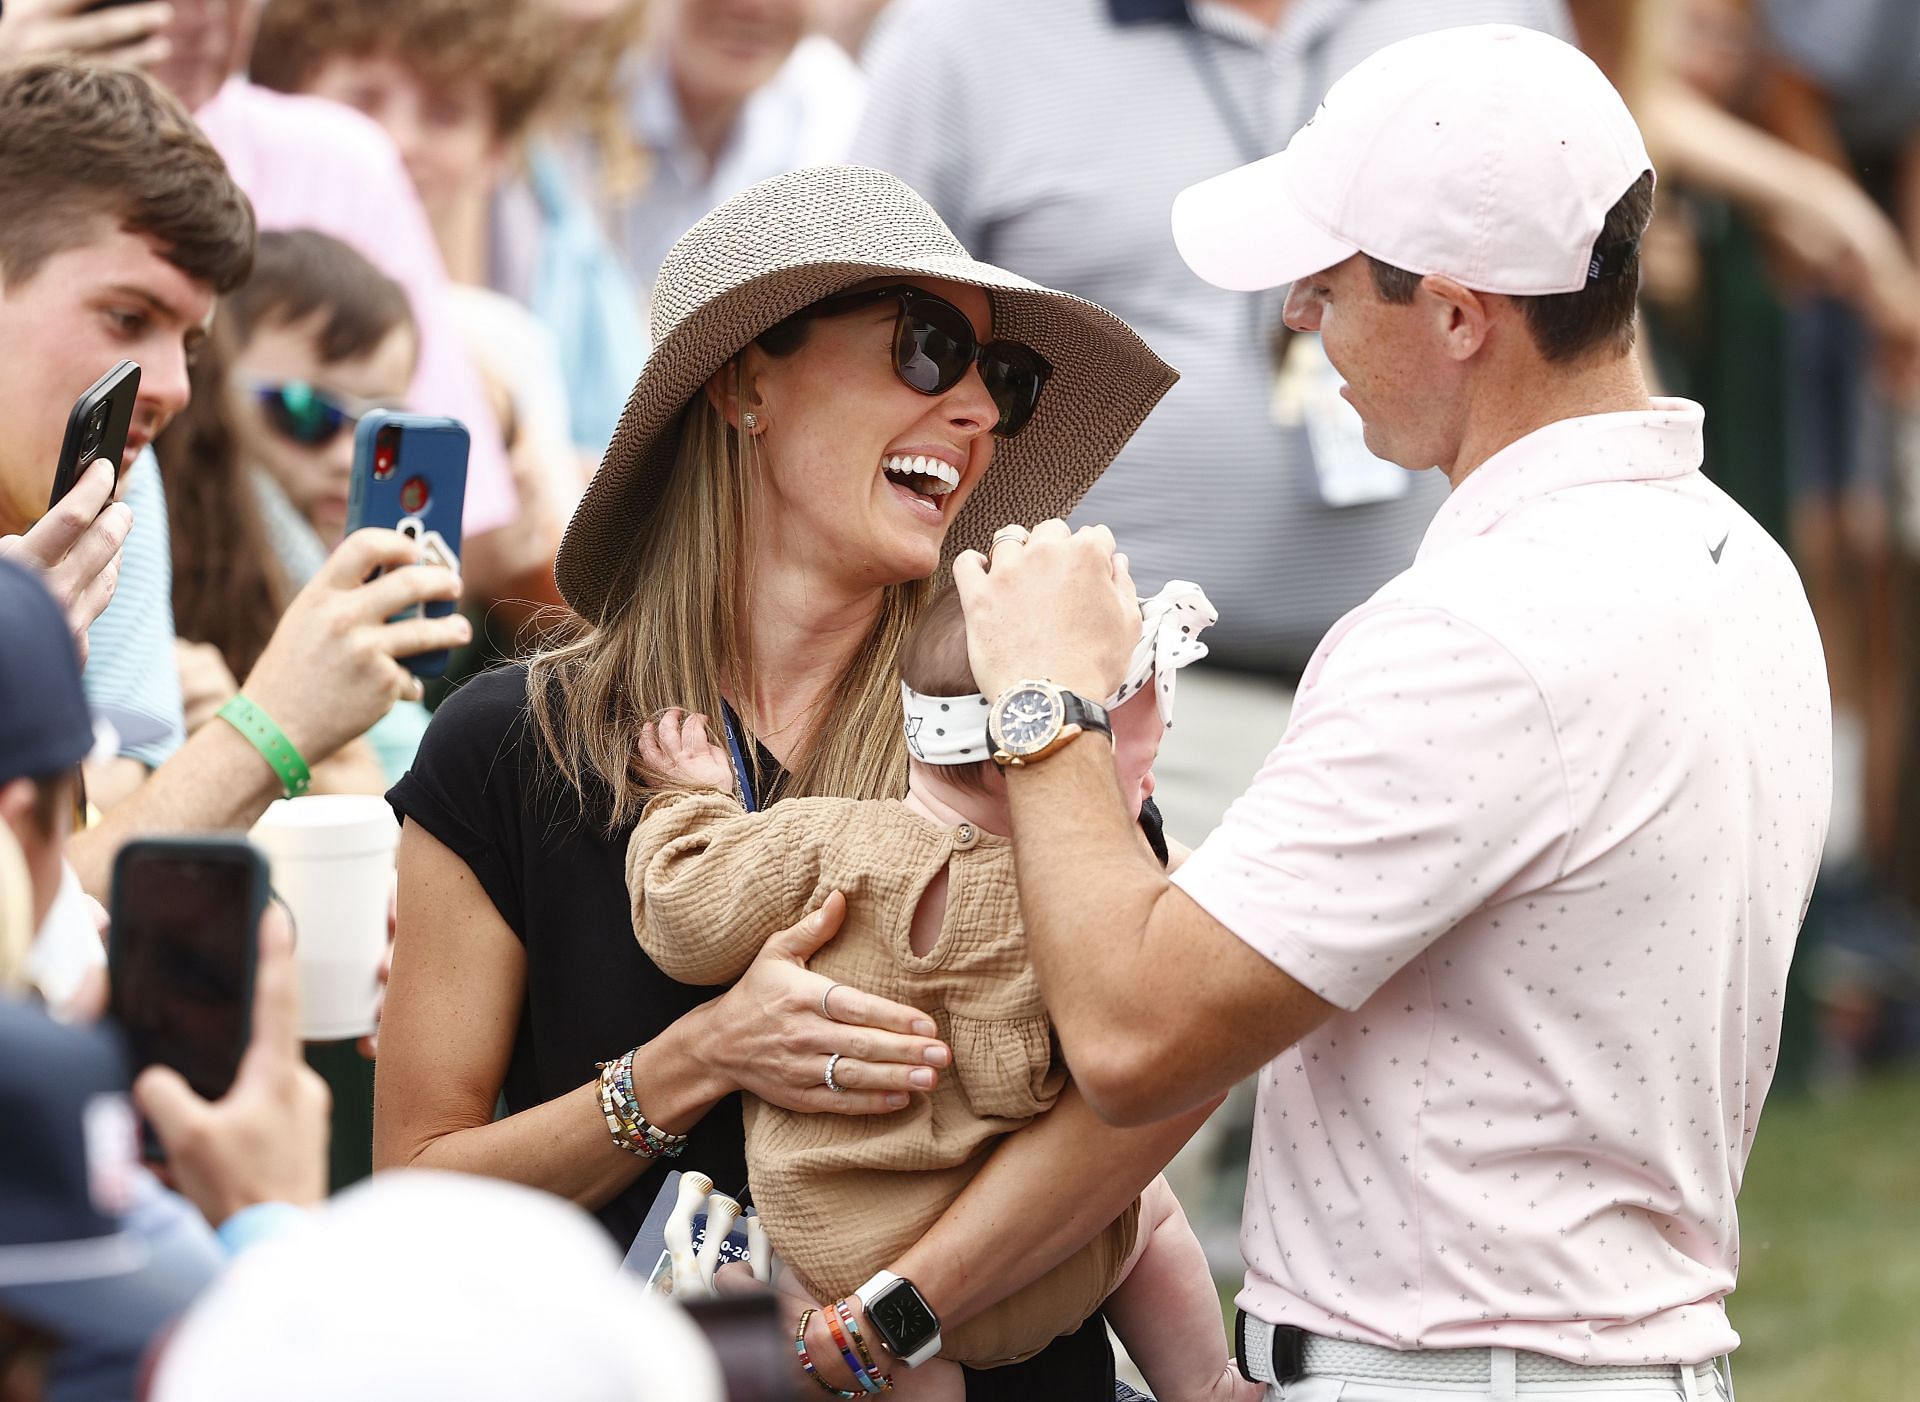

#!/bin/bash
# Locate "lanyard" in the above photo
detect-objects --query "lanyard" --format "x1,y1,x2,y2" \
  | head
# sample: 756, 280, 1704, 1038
1180, 23, 1268, 165
719, 705, 759, 814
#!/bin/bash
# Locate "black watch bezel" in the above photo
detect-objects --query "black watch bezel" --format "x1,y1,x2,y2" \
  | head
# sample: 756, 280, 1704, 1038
864, 1275, 940, 1362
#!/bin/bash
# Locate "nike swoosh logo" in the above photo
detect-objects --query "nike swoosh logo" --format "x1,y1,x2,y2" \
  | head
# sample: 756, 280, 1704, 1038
1708, 532, 1729, 565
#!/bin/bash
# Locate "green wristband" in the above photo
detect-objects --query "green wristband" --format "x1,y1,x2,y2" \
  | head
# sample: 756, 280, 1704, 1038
217, 694, 312, 799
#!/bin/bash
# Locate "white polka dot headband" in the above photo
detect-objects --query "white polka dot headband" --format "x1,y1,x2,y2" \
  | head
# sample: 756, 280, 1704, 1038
900, 580, 1217, 765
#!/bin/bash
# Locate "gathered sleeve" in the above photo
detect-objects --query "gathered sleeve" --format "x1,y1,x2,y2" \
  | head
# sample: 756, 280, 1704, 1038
625, 791, 832, 985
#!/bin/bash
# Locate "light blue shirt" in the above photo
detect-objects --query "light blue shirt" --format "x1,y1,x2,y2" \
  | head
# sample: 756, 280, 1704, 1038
81, 449, 185, 768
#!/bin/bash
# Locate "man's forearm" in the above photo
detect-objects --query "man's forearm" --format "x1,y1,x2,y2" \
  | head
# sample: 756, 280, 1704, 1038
890, 1082, 1212, 1330
69, 721, 283, 898
1004, 740, 1333, 1125
1003, 739, 1175, 1086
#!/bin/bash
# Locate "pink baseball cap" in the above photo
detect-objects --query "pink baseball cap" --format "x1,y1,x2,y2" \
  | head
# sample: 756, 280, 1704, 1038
1171, 24, 1653, 296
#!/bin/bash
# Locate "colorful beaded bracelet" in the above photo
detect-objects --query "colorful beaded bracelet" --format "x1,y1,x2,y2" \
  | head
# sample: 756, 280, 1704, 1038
593, 1050, 688, 1159
835, 1298, 893, 1393
795, 1309, 860, 1399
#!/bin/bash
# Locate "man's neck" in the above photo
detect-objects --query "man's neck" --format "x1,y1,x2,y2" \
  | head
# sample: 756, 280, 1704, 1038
430, 185, 493, 287
1207, 0, 1288, 28
671, 70, 748, 175
733, 557, 884, 754
1445, 352, 1654, 488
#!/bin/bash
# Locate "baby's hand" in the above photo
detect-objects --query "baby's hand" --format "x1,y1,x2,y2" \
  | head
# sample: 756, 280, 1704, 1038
640, 709, 735, 791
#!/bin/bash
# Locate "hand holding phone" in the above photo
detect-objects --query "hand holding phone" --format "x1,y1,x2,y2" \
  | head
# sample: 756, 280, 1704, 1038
129, 900, 332, 1224
238, 529, 469, 767
344, 411, 469, 679
0, 457, 131, 667
48, 360, 140, 511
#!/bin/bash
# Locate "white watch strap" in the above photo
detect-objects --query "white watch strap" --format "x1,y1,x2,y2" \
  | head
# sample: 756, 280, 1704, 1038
853, 1271, 942, 1368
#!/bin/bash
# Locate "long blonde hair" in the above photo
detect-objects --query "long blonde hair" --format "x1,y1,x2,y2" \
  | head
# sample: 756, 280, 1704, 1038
528, 364, 931, 832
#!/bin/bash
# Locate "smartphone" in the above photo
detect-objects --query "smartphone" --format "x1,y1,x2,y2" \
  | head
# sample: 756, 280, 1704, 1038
108, 837, 269, 1121
344, 410, 469, 679
47, 361, 140, 511
681, 1296, 794, 1402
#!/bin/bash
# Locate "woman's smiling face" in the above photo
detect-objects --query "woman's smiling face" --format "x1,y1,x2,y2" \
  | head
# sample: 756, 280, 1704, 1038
733, 277, 1001, 590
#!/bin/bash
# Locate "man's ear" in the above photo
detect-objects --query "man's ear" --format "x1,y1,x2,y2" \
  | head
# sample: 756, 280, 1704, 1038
1418, 275, 1492, 362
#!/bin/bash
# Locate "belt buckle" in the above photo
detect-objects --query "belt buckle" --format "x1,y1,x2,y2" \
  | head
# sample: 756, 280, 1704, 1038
1234, 1312, 1308, 1386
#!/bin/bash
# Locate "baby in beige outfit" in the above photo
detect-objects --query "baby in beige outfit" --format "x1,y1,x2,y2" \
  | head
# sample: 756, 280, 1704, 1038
627, 583, 1245, 1402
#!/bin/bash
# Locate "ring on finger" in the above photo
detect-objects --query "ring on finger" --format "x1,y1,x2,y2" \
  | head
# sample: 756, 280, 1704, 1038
821, 982, 842, 1022
824, 1052, 847, 1093
990, 525, 1029, 550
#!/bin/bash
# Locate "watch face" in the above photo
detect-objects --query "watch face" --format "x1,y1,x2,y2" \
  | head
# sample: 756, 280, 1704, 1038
872, 1282, 939, 1354
991, 684, 1063, 754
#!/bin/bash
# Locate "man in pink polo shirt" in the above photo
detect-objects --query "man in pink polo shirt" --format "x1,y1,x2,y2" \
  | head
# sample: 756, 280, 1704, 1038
952, 25, 1829, 1402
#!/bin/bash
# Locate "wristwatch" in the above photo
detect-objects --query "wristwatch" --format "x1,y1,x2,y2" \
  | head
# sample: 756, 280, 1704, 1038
987, 679, 1112, 768
854, 1271, 942, 1368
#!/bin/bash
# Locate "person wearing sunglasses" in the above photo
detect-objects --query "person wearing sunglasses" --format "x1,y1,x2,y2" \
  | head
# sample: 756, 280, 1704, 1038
222, 231, 417, 558
378, 165, 1188, 1402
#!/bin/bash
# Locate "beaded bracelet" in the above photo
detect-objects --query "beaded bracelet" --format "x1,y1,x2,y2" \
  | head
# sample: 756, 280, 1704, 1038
593, 1050, 689, 1159
827, 1298, 892, 1394
794, 1309, 860, 1399
613, 1053, 688, 1157
595, 1068, 656, 1160
835, 1298, 893, 1393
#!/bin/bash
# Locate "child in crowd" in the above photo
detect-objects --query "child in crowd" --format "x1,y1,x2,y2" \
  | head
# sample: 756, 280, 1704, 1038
222, 230, 418, 568
626, 582, 1250, 1401
164, 229, 429, 787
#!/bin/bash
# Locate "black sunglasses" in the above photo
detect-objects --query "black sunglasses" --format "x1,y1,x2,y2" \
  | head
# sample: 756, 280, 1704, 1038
243, 378, 382, 448
801, 284, 1052, 437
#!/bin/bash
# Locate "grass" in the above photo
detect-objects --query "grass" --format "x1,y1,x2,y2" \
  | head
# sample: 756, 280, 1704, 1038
1724, 1070, 1920, 1402
1187, 1069, 1920, 1401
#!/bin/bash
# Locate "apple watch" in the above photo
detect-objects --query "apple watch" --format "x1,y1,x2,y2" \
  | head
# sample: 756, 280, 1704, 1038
854, 1270, 942, 1368
987, 679, 1112, 768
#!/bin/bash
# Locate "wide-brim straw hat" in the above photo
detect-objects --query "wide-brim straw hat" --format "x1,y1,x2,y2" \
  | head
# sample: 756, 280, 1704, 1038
555, 165, 1179, 622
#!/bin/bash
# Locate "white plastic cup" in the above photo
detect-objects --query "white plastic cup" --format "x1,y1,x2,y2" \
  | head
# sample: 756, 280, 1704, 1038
249, 795, 398, 1041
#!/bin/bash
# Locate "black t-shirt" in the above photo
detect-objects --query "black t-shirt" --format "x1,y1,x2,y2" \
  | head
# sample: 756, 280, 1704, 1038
389, 664, 1120, 1401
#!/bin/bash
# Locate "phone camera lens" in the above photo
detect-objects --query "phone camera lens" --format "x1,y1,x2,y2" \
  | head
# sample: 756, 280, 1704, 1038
373, 426, 400, 481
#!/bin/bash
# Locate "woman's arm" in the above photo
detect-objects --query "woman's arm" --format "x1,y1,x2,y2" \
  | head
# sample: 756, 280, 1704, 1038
376, 826, 952, 1205
374, 820, 728, 1205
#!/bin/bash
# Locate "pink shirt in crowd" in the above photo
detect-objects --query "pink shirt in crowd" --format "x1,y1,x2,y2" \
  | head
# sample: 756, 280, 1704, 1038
1174, 400, 1830, 1365
195, 78, 516, 535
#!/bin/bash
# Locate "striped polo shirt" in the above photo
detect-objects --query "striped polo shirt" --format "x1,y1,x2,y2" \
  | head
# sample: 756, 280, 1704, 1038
853, 0, 1573, 674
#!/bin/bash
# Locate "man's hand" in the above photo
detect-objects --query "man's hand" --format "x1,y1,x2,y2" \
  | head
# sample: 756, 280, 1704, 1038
0, 458, 130, 668
638, 709, 734, 790
132, 904, 331, 1226
241, 528, 470, 765
952, 519, 1139, 701
0, 0, 173, 65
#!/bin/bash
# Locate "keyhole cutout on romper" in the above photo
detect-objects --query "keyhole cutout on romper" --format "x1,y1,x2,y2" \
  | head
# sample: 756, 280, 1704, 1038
907, 861, 952, 958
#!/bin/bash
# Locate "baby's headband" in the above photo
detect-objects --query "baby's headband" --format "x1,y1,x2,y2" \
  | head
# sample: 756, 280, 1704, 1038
901, 580, 1217, 766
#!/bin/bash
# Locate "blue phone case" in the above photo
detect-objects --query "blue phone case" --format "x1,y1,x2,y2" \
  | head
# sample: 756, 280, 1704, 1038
345, 411, 469, 679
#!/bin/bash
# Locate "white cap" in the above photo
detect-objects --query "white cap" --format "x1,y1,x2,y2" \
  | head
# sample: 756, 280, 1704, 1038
1172, 25, 1652, 296
151, 1172, 726, 1402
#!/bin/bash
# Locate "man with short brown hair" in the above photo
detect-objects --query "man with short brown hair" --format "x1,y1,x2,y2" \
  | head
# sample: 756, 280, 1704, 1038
956, 26, 1828, 1401
0, 59, 471, 900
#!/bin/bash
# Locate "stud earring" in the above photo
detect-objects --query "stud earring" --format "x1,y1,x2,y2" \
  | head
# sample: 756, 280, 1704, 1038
741, 411, 759, 432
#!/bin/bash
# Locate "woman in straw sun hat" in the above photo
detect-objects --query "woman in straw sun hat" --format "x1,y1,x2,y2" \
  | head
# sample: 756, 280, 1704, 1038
377, 165, 1179, 1397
